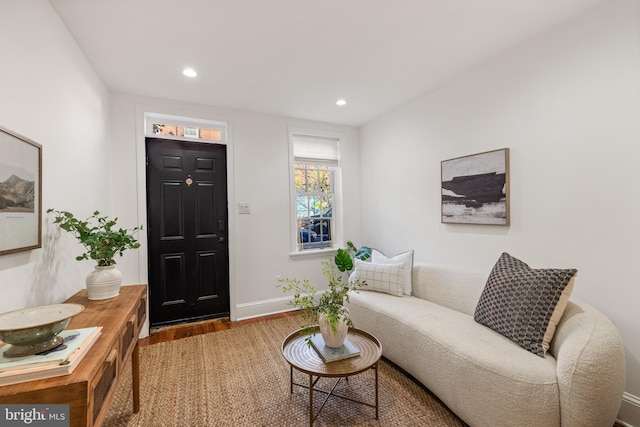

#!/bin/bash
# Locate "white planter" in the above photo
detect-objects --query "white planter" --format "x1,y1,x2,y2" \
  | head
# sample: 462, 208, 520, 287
86, 265, 122, 300
318, 309, 349, 348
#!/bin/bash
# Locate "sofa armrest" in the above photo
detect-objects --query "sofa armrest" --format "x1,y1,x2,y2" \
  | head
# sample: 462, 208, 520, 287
550, 301, 625, 427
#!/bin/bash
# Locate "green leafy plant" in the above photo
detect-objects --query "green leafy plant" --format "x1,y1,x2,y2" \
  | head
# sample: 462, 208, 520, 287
281, 242, 371, 344
48, 209, 142, 267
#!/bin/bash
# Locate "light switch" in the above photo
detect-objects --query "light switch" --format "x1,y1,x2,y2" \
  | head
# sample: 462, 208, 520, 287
238, 203, 251, 214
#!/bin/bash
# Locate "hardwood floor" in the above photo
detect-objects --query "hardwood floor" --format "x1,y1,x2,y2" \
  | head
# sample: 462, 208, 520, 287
140, 311, 299, 347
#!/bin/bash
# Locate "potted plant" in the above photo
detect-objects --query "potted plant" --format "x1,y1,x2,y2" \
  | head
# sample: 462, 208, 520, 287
281, 242, 370, 348
48, 209, 142, 300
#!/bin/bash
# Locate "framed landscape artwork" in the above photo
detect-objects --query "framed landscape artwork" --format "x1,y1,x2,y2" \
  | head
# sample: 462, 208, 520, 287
0, 126, 42, 255
441, 148, 510, 226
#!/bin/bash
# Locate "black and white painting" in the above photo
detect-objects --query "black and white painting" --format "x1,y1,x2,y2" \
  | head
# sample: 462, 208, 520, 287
441, 148, 509, 225
0, 126, 42, 255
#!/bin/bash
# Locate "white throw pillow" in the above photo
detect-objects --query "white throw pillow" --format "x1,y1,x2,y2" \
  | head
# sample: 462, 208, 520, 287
350, 259, 405, 296
371, 249, 414, 295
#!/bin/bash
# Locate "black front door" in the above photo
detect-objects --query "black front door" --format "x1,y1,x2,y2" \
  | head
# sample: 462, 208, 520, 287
146, 138, 229, 327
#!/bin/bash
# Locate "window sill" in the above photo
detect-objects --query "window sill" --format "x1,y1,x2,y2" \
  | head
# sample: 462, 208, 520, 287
289, 247, 337, 261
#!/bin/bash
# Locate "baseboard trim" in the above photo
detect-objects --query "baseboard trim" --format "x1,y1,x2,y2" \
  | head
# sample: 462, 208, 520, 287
235, 296, 295, 321
618, 392, 640, 427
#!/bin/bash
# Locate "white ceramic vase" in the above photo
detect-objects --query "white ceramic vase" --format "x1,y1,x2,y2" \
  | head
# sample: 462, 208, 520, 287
86, 265, 122, 300
318, 308, 349, 348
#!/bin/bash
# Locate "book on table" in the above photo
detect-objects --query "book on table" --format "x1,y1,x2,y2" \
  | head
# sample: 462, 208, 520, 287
0, 327, 102, 385
310, 334, 360, 363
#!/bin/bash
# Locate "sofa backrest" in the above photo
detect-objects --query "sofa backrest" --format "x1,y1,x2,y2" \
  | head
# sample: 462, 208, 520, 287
411, 263, 489, 316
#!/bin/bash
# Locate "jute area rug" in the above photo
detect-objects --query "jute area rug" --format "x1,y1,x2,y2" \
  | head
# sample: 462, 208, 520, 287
105, 316, 465, 426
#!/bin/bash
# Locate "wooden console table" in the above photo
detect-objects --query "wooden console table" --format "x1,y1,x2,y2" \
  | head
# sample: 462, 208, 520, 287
0, 284, 147, 427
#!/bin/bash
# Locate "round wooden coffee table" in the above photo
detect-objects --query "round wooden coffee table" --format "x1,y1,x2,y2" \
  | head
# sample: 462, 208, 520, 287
281, 327, 382, 426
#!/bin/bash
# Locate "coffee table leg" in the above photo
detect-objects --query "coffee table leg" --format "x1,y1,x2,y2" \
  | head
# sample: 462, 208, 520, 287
375, 362, 379, 419
290, 366, 293, 394
309, 374, 314, 427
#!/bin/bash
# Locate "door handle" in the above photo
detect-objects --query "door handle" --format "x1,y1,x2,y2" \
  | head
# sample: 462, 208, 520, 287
218, 237, 225, 243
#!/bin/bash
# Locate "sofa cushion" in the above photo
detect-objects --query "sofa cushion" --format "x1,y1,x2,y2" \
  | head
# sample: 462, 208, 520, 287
346, 291, 560, 426
371, 249, 414, 295
474, 252, 577, 357
350, 259, 405, 296
411, 263, 488, 315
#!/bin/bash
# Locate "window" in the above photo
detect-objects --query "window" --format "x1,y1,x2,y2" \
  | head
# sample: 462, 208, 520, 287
295, 163, 334, 249
290, 131, 341, 252
145, 113, 226, 143
151, 123, 222, 141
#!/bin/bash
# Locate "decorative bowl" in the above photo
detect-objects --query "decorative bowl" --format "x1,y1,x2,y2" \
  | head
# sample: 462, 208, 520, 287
0, 303, 85, 357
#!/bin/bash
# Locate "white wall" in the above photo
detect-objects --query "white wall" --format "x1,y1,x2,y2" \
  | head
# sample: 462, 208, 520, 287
0, 1, 112, 311
360, 0, 640, 424
3, 0, 635, 422
0, 0, 361, 328
109, 92, 362, 322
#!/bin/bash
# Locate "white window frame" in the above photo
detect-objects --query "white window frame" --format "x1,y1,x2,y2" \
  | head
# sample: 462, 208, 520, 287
288, 128, 343, 258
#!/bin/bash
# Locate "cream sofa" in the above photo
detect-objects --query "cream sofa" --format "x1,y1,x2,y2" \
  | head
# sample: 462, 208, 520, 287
346, 262, 625, 427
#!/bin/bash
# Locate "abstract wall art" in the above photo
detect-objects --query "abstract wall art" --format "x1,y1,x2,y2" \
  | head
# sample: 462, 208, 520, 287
441, 148, 509, 225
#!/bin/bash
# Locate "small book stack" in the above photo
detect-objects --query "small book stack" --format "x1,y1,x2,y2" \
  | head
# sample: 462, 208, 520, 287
310, 334, 360, 363
0, 326, 102, 386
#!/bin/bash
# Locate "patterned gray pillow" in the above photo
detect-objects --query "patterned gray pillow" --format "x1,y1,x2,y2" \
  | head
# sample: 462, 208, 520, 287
474, 253, 577, 357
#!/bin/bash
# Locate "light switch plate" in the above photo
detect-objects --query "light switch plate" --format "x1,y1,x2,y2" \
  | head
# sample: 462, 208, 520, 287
238, 203, 251, 214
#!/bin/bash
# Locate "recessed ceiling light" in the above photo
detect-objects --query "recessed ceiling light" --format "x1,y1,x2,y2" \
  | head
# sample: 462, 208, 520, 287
182, 68, 197, 78
336, 99, 347, 106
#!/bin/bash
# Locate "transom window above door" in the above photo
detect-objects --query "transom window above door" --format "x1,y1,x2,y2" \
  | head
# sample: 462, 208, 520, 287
152, 124, 222, 141
144, 113, 227, 143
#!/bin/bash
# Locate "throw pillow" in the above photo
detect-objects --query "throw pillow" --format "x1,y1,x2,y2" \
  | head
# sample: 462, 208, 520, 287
371, 249, 414, 295
350, 259, 405, 296
474, 252, 577, 357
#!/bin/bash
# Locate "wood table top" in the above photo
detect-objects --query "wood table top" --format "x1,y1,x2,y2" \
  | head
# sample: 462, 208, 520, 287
281, 327, 382, 378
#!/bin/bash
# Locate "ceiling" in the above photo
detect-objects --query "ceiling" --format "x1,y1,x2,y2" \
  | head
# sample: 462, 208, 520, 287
49, 0, 603, 127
